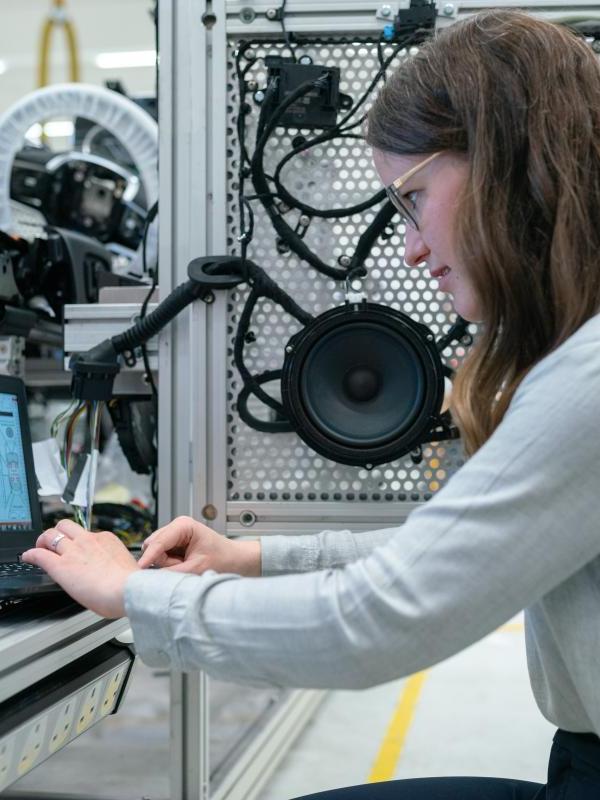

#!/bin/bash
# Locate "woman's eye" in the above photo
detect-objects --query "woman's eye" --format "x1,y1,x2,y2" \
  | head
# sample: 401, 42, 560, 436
405, 190, 418, 210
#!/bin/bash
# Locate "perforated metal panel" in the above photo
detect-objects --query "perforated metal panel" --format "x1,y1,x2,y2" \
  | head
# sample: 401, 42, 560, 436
225, 38, 472, 506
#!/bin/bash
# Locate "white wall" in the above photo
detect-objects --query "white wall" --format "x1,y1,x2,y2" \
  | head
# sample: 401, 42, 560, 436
0, 0, 156, 113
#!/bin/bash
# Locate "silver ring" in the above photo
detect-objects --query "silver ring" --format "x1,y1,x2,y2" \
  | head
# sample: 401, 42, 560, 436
50, 533, 66, 551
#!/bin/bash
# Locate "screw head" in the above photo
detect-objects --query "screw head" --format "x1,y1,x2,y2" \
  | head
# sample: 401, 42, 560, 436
266, 7, 278, 20
285, 344, 294, 354
380, 4, 392, 17
339, 255, 351, 267
299, 54, 313, 65
299, 214, 310, 227
443, 3, 455, 16
254, 90, 265, 104
247, 79, 258, 91
202, 504, 218, 521
239, 6, 256, 23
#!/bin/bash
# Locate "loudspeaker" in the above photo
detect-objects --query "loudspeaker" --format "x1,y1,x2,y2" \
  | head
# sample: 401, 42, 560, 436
281, 302, 445, 467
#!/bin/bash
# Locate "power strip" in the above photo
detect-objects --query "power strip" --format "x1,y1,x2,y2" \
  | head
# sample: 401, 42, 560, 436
0, 643, 135, 793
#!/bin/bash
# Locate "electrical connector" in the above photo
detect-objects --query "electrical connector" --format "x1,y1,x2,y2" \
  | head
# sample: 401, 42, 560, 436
69, 340, 120, 401
394, 0, 437, 39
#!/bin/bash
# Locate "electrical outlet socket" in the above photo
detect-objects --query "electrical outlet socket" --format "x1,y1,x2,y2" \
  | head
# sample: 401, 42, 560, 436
99, 668, 125, 718
75, 680, 103, 735
0, 735, 15, 790
17, 717, 47, 776
48, 698, 77, 754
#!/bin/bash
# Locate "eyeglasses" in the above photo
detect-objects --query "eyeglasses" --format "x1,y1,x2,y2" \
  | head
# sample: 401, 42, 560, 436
384, 152, 441, 230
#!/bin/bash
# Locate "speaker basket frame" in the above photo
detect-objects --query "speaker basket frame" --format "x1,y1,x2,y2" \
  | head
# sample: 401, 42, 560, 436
281, 302, 446, 467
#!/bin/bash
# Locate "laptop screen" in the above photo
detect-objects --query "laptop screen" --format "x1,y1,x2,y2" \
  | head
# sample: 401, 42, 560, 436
0, 376, 42, 558
0, 392, 32, 531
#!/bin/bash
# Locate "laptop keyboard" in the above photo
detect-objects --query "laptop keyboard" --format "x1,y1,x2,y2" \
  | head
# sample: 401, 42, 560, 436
0, 562, 46, 577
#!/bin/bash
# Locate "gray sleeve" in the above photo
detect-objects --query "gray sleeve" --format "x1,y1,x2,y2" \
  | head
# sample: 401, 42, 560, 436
260, 527, 398, 575
124, 335, 600, 689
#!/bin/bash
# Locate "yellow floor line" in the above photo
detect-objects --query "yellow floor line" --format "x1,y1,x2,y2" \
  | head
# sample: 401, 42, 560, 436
497, 622, 524, 633
366, 621, 522, 783
367, 671, 428, 783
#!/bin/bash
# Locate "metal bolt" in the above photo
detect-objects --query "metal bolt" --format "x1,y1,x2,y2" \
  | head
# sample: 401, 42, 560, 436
285, 344, 294, 354
365, 463, 374, 470
247, 79, 258, 91
254, 90, 265, 104
339, 255, 351, 267
239, 6, 256, 23
299, 54, 313, 65
443, 3, 455, 16
266, 7, 278, 20
380, 4, 392, 17
299, 214, 311, 227
240, 510, 257, 527
203, 291, 215, 304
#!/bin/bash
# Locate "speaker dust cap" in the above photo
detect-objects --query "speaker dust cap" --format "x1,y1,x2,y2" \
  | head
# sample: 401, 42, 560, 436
281, 303, 444, 467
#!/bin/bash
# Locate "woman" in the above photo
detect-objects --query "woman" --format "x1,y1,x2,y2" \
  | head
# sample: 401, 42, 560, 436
24, 10, 600, 799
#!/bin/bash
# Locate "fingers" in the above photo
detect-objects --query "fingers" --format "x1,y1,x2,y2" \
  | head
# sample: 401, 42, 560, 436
138, 517, 195, 568
137, 542, 171, 569
35, 519, 87, 550
36, 528, 73, 553
21, 547, 60, 573
56, 519, 87, 537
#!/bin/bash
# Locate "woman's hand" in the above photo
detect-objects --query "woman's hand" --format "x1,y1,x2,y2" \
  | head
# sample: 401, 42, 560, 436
137, 515, 261, 577
21, 519, 140, 618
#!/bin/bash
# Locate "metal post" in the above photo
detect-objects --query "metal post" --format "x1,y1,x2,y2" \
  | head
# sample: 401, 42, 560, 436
158, 1, 211, 798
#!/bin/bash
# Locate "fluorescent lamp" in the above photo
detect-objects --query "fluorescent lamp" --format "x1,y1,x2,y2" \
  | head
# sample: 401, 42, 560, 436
26, 121, 75, 140
95, 50, 156, 69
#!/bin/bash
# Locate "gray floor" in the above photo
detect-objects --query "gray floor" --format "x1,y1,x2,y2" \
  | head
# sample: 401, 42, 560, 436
7, 616, 553, 800
262, 618, 554, 800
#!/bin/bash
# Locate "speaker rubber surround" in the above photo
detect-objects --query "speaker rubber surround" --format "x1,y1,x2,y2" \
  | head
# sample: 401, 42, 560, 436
281, 303, 445, 467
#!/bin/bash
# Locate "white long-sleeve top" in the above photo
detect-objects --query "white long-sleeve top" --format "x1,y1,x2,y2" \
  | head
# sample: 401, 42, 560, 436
124, 312, 600, 734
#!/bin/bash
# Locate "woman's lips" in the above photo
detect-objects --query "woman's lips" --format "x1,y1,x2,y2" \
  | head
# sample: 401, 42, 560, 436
432, 266, 452, 291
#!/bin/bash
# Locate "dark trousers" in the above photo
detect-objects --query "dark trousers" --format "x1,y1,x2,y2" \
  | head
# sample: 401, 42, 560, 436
292, 730, 600, 799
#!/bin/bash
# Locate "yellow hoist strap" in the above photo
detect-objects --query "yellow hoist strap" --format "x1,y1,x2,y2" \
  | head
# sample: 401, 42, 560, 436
38, 0, 80, 87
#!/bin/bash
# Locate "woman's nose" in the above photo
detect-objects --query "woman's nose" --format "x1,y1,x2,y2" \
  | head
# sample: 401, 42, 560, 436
403, 227, 430, 267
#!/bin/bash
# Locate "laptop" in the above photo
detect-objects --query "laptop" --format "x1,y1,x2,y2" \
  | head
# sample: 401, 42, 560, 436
0, 375, 62, 599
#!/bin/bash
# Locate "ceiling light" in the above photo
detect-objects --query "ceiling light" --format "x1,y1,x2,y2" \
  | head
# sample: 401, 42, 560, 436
95, 50, 156, 69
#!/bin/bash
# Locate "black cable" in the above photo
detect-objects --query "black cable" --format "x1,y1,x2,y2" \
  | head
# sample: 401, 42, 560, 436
268, 33, 416, 219
250, 76, 395, 280
273, 132, 387, 219
225, 32, 439, 432
279, 0, 297, 61
112, 278, 203, 354
139, 201, 159, 400
139, 199, 159, 524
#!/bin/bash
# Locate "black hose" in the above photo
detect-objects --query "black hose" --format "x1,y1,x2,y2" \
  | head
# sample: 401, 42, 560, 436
111, 279, 205, 354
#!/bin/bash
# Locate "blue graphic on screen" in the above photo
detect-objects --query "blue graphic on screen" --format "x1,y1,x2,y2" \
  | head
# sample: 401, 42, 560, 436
0, 393, 32, 530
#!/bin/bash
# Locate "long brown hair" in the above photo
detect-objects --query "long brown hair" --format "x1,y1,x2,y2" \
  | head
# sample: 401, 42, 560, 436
366, 10, 600, 454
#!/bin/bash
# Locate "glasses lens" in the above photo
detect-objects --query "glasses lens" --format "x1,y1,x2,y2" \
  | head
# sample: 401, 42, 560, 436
385, 186, 418, 230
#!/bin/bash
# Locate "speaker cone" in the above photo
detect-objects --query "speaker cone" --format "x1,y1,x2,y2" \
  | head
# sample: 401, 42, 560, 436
281, 303, 445, 466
